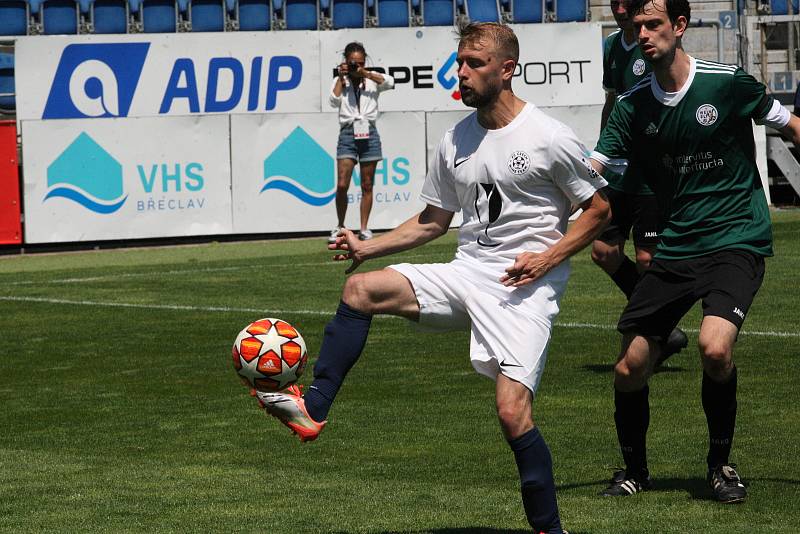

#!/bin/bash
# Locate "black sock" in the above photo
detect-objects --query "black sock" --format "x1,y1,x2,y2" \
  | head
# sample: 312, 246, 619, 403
508, 427, 563, 534
610, 256, 640, 300
702, 366, 738, 470
303, 301, 372, 422
614, 386, 650, 479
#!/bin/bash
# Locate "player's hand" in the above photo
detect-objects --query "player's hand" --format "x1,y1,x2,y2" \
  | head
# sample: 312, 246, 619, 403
500, 251, 554, 287
328, 228, 364, 273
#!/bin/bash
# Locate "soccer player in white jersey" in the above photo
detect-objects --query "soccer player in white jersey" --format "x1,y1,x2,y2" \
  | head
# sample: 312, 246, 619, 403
589, 0, 800, 503
259, 23, 610, 532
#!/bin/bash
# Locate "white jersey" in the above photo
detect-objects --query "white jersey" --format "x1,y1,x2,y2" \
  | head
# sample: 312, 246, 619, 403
421, 102, 607, 270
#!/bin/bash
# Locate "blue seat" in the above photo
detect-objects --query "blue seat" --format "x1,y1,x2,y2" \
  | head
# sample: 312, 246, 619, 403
332, 0, 363, 27
422, 0, 453, 25
510, 0, 541, 22
0, 53, 14, 113
238, 0, 270, 29
92, 0, 128, 32
0, 0, 30, 35
770, 0, 799, 14
376, 0, 408, 26
285, 0, 316, 29
555, 0, 584, 21
130, 0, 178, 32
190, 0, 225, 30
465, 0, 498, 21
32, 0, 80, 33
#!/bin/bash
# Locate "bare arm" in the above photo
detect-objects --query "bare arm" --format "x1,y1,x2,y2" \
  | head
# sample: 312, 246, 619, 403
501, 190, 611, 287
330, 204, 454, 273
601, 91, 616, 130
780, 112, 800, 148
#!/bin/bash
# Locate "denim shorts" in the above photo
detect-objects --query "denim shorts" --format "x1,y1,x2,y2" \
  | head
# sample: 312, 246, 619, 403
336, 122, 383, 162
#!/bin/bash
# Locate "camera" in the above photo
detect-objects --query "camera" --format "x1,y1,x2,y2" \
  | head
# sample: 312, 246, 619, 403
347, 61, 361, 77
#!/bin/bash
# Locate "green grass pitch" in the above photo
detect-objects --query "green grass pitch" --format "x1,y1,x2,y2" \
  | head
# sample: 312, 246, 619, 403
0, 211, 798, 533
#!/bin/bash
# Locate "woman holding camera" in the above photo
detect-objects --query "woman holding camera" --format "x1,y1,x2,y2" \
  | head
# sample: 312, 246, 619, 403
328, 42, 395, 242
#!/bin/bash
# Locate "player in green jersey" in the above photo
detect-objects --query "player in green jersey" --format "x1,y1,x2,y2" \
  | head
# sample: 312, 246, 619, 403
589, 0, 800, 503
593, 0, 688, 367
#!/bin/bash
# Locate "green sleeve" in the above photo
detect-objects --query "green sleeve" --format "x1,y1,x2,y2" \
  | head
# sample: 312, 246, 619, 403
594, 96, 633, 160
602, 34, 614, 91
734, 68, 773, 120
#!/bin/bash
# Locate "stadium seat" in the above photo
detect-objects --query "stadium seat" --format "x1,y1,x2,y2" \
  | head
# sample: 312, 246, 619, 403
554, 0, 585, 21
770, 0, 799, 15
91, 0, 128, 32
237, 0, 270, 29
464, 0, 498, 21
0, 0, 30, 35
421, 0, 454, 25
284, 0, 317, 29
189, 0, 226, 30
332, 0, 364, 28
509, 0, 541, 22
0, 53, 14, 113
130, 0, 178, 32
32, 0, 80, 34
376, 0, 409, 26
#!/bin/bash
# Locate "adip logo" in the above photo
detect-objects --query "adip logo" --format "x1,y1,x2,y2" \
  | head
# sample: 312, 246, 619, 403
43, 43, 150, 119
45, 132, 127, 213
262, 127, 336, 206
437, 52, 461, 101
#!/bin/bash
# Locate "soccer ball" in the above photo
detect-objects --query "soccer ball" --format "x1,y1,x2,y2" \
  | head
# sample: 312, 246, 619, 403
232, 318, 308, 392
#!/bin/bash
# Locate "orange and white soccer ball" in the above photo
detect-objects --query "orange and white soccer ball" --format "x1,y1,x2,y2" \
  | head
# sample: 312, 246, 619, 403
232, 318, 308, 392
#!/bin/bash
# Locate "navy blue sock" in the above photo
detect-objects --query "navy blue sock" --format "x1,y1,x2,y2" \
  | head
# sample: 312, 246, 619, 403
702, 366, 737, 470
508, 427, 562, 534
614, 385, 650, 479
303, 301, 372, 422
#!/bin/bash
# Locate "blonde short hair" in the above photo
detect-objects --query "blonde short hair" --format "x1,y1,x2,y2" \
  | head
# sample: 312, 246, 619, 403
457, 22, 519, 63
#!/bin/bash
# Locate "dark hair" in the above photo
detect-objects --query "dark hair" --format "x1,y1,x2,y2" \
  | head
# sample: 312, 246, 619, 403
628, 0, 691, 25
343, 41, 367, 60
457, 22, 519, 63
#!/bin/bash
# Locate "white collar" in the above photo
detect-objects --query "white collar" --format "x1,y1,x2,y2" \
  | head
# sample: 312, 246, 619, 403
650, 55, 696, 107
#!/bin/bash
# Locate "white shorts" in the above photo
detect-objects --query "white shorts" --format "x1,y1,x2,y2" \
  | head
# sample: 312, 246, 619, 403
388, 258, 570, 394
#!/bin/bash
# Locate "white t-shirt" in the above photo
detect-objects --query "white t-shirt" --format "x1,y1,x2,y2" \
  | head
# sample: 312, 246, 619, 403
421, 102, 607, 269
329, 74, 395, 126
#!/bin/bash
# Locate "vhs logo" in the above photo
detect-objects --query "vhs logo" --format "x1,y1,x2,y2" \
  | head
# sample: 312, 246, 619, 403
43, 43, 150, 119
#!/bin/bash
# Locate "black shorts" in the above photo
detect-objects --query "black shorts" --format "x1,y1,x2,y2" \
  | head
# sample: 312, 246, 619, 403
597, 187, 660, 248
617, 249, 766, 340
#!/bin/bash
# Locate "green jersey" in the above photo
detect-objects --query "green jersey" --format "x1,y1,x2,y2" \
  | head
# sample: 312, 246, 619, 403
602, 30, 653, 194
594, 57, 776, 260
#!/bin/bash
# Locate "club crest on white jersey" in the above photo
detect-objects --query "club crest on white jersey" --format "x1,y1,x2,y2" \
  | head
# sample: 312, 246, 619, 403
507, 150, 531, 175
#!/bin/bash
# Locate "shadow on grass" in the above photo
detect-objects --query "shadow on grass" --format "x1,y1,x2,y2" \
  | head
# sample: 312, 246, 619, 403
332, 529, 585, 534
581, 364, 688, 374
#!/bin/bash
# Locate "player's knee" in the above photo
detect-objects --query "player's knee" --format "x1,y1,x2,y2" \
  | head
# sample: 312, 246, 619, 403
614, 355, 648, 385
635, 248, 653, 269
699, 338, 732, 371
341, 274, 375, 314
591, 241, 620, 270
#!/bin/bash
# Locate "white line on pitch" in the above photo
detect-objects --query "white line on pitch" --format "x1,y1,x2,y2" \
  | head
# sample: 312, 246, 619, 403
1, 295, 798, 339
4, 253, 439, 286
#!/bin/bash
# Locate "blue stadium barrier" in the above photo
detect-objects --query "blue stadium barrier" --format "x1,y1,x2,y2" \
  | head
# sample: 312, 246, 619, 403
770, 0, 799, 14
129, 0, 178, 32
31, 0, 80, 34
554, 0, 585, 21
285, 0, 318, 28
190, 0, 226, 30
332, 0, 364, 28
0, 53, 14, 113
0, 0, 30, 36
91, 0, 128, 32
422, 0, 454, 25
510, 0, 541, 22
465, 0, 498, 21
237, 0, 270, 29
376, 0, 409, 26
